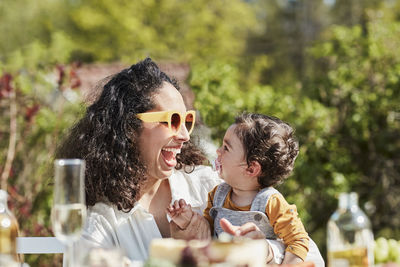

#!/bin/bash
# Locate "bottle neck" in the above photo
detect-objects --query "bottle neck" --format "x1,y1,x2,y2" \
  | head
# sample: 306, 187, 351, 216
338, 192, 358, 210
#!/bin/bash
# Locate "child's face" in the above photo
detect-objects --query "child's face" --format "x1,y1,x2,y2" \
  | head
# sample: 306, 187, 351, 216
216, 124, 259, 191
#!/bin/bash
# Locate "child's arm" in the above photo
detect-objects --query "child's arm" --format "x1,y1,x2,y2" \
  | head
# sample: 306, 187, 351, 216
266, 193, 309, 263
282, 251, 304, 264
166, 199, 194, 230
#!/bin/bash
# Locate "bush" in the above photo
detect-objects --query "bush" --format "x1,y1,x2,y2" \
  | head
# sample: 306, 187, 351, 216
190, 14, 400, 257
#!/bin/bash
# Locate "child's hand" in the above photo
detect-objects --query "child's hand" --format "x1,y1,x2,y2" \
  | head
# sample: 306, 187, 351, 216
170, 212, 211, 240
219, 218, 274, 262
219, 218, 266, 239
166, 199, 187, 217
166, 199, 193, 230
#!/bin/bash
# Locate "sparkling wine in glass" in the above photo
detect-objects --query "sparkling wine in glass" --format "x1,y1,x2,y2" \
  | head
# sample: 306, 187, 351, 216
52, 159, 86, 267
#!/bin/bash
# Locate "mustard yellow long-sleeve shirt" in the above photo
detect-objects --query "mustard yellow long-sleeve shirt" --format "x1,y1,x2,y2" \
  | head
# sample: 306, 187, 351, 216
204, 186, 309, 261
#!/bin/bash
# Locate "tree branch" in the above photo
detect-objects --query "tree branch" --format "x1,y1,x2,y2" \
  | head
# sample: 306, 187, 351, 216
1, 89, 17, 190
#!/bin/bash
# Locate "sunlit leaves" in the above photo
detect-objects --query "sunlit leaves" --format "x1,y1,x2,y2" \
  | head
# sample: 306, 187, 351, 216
65, 0, 256, 62
308, 13, 400, 240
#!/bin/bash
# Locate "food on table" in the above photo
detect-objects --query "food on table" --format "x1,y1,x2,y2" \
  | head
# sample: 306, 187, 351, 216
147, 235, 315, 267
148, 236, 269, 266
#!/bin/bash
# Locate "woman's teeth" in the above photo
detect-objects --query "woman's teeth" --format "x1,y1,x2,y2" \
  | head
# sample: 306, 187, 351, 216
161, 147, 180, 167
162, 147, 181, 156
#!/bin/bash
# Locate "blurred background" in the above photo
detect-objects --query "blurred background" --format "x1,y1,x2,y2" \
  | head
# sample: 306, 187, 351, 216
1, 0, 399, 266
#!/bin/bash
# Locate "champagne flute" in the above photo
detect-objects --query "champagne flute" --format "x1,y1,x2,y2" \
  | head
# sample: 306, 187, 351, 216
52, 159, 86, 267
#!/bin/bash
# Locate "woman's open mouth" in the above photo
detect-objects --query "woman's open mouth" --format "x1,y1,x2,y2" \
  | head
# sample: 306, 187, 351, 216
161, 147, 181, 167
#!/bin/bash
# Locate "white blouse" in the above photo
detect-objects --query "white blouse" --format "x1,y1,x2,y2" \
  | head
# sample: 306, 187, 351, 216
79, 165, 324, 266
79, 166, 221, 261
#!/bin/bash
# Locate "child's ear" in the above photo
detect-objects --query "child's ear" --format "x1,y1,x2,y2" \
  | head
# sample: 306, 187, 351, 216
246, 161, 261, 177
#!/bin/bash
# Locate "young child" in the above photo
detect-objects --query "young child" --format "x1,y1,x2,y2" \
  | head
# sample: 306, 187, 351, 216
167, 113, 309, 264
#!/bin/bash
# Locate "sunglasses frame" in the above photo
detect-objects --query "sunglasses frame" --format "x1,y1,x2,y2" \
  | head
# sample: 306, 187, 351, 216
136, 110, 196, 135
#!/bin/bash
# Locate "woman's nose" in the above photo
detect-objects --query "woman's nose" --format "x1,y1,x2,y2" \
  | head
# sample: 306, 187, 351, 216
216, 146, 222, 156
175, 124, 190, 142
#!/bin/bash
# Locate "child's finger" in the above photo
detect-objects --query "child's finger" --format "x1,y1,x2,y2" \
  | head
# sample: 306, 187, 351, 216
169, 211, 177, 217
219, 218, 240, 236
238, 223, 265, 239
242, 230, 265, 239
166, 206, 174, 214
182, 204, 191, 213
169, 209, 179, 217
166, 209, 172, 217
178, 199, 187, 207
238, 222, 258, 235
167, 204, 174, 211
173, 200, 181, 209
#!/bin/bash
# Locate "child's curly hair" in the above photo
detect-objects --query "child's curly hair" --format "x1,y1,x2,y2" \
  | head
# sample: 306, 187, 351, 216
234, 113, 299, 188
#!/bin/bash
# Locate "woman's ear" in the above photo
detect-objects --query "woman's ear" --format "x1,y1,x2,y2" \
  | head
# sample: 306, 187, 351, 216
246, 161, 261, 177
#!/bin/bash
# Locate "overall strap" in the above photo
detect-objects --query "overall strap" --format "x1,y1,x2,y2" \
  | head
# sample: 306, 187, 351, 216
250, 187, 281, 212
212, 182, 231, 208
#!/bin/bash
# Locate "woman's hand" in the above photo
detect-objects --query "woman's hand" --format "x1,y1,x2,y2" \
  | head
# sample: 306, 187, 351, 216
170, 212, 211, 240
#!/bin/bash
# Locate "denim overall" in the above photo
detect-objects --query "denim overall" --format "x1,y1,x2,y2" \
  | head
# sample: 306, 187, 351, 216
209, 183, 325, 266
209, 182, 279, 239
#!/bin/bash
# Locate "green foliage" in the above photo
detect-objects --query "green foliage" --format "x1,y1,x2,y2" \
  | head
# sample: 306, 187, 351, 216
190, 60, 339, 240
0, 32, 76, 73
308, 13, 400, 231
190, 61, 245, 141
191, 10, 400, 257
0, 63, 84, 266
65, 0, 256, 62
0, 0, 71, 61
296, 12, 400, 252
1, 0, 256, 64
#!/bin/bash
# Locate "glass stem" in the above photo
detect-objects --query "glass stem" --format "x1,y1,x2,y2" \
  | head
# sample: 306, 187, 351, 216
65, 241, 75, 267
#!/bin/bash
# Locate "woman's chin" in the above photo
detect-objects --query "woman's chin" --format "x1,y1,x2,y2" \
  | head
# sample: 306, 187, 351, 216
148, 166, 174, 181
157, 157, 177, 177
159, 166, 174, 179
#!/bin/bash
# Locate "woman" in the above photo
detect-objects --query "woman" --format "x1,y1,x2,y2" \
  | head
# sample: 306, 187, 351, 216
56, 58, 320, 264
56, 58, 219, 259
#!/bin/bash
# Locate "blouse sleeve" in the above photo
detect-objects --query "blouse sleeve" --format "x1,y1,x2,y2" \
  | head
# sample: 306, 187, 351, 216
265, 193, 309, 261
80, 210, 116, 248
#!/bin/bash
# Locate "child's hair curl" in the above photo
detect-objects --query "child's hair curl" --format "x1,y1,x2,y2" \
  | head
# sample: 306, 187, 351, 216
234, 113, 299, 187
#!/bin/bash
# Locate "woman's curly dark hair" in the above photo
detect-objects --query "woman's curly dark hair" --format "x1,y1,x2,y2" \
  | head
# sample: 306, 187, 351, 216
56, 58, 206, 211
234, 113, 299, 188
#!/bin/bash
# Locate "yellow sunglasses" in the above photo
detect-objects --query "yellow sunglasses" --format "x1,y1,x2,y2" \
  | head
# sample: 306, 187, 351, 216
136, 110, 196, 135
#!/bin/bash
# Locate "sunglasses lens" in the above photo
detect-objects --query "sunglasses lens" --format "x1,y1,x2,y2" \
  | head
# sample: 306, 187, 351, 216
171, 113, 181, 132
185, 113, 194, 133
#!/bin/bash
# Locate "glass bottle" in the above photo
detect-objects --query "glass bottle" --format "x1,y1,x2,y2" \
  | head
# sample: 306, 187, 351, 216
327, 192, 374, 267
0, 189, 20, 262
